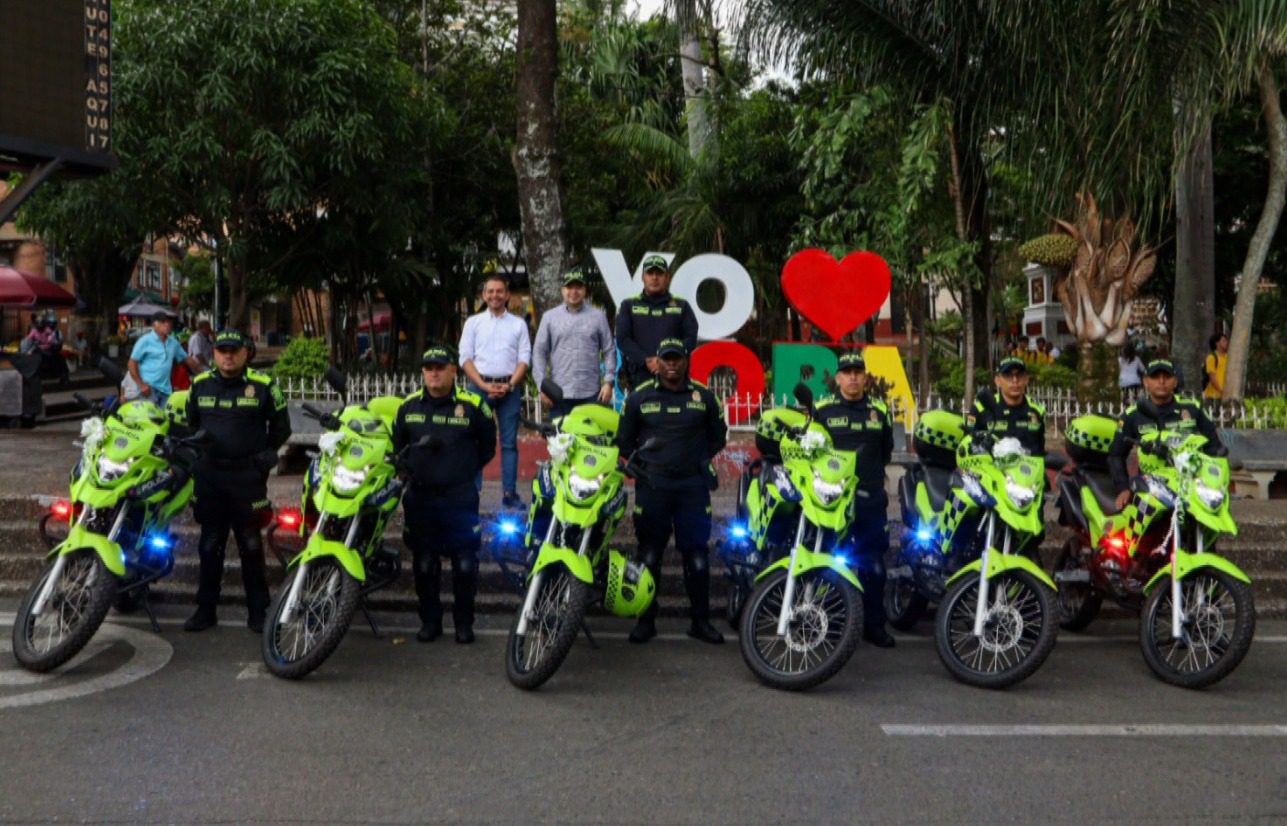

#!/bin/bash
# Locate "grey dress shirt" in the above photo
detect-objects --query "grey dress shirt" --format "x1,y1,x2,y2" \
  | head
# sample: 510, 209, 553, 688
531, 302, 616, 400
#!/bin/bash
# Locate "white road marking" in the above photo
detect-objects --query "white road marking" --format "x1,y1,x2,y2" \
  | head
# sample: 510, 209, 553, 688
236, 662, 267, 680
0, 613, 172, 709
882, 724, 1287, 737
0, 641, 111, 686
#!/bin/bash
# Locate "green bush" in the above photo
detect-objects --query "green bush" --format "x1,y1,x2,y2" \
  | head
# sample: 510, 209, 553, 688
1029, 362, 1077, 390
1244, 397, 1287, 429
272, 336, 329, 382
932, 358, 992, 401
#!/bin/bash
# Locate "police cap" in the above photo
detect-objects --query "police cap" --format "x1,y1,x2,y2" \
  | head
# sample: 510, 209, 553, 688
656, 338, 687, 358
214, 329, 249, 350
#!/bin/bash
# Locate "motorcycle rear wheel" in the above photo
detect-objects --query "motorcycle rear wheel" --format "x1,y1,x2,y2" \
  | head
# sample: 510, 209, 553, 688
1053, 538, 1101, 632
12, 549, 117, 673
739, 568, 862, 691
505, 566, 590, 690
935, 569, 1058, 689
1140, 569, 1255, 689
262, 558, 360, 680
884, 574, 926, 632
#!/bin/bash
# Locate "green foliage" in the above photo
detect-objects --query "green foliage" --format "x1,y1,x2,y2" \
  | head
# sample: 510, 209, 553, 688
932, 358, 993, 401
271, 337, 329, 383
1028, 362, 1077, 391
1018, 234, 1078, 268
1244, 397, 1287, 429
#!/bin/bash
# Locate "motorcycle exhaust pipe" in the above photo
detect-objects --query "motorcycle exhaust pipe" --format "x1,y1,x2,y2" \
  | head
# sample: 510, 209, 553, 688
515, 516, 560, 636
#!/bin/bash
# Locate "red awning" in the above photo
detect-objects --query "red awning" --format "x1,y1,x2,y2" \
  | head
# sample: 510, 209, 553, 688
0, 266, 78, 307
357, 312, 391, 332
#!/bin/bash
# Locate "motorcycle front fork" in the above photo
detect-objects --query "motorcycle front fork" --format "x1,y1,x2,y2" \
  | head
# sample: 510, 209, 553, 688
515, 514, 576, 636
776, 514, 821, 636
1170, 516, 1202, 640
31, 505, 125, 617
972, 512, 1008, 637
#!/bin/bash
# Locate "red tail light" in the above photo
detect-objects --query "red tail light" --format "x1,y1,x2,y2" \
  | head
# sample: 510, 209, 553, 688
1101, 532, 1130, 565
276, 507, 303, 530
50, 500, 73, 521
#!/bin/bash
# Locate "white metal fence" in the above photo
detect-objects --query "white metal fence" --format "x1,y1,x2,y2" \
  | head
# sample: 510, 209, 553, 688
279, 374, 1287, 435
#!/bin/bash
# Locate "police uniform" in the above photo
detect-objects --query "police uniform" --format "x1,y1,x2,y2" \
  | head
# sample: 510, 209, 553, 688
967, 358, 1047, 456
616, 338, 727, 643
184, 330, 291, 632
614, 256, 698, 391
393, 346, 496, 642
814, 352, 896, 645
1108, 359, 1223, 494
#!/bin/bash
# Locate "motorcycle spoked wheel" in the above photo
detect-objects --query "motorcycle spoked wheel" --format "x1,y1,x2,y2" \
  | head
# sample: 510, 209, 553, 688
12, 549, 117, 673
1140, 569, 1255, 689
739, 568, 862, 691
1053, 538, 1101, 632
935, 569, 1058, 689
262, 558, 360, 680
505, 566, 590, 691
884, 573, 926, 632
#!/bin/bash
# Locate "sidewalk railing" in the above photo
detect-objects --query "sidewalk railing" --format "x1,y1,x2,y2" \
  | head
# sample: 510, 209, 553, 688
278, 374, 1286, 435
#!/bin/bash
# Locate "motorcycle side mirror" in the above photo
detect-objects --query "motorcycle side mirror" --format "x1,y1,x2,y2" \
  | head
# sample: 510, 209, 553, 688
97, 357, 125, 384
540, 379, 564, 406
793, 382, 814, 408
324, 367, 348, 397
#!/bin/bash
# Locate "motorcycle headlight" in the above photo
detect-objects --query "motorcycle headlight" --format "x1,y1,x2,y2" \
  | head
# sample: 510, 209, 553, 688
1144, 476, 1177, 508
811, 472, 844, 505
1004, 476, 1036, 508
1195, 482, 1225, 510
568, 472, 602, 500
96, 456, 135, 482
332, 465, 369, 494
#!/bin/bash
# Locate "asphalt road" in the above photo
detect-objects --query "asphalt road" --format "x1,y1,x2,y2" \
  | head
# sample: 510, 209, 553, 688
1, 602, 1284, 825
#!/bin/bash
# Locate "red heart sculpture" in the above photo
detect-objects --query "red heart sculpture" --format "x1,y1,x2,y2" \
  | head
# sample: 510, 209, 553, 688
781, 249, 892, 341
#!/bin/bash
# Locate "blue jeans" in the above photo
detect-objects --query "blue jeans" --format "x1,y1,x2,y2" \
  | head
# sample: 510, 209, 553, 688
470, 382, 521, 494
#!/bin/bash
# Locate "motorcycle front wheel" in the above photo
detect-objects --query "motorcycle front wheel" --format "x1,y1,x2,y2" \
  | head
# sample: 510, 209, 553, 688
12, 549, 117, 673
739, 568, 862, 691
1140, 569, 1255, 689
1053, 538, 1101, 632
505, 566, 590, 690
262, 558, 360, 680
884, 573, 926, 632
935, 569, 1058, 689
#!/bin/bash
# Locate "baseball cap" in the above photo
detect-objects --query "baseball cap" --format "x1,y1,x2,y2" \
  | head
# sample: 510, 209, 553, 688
1144, 358, 1175, 376
561, 268, 588, 286
214, 329, 249, 349
995, 356, 1028, 374
837, 352, 866, 371
656, 338, 687, 357
642, 254, 668, 272
151, 309, 177, 323
421, 345, 453, 366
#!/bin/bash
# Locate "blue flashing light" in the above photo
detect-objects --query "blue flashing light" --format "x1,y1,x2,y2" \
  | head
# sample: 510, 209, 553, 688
916, 527, 934, 544
498, 519, 521, 537
834, 554, 850, 568
729, 523, 749, 540
147, 534, 172, 552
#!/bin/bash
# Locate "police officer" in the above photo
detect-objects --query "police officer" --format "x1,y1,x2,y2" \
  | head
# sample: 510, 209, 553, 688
617, 338, 727, 644
614, 254, 699, 391
1109, 358, 1223, 511
813, 352, 896, 647
394, 345, 497, 644
184, 330, 291, 633
967, 356, 1046, 456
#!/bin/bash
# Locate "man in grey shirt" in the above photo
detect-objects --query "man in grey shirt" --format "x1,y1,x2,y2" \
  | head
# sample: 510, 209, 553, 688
532, 269, 616, 416
187, 319, 214, 372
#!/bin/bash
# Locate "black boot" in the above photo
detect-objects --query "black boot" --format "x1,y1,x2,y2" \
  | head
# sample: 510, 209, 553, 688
416, 622, 442, 643
687, 619, 724, 644
184, 605, 217, 632
682, 550, 720, 643
628, 617, 657, 644
863, 626, 896, 648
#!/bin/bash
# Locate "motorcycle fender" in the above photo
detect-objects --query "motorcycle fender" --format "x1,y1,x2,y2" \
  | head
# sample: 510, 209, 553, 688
754, 546, 862, 591
289, 532, 366, 582
1142, 549, 1251, 593
530, 542, 594, 584
945, 551, 1056, 591
1191, 505, 1238, 537
50, 524, 125, 576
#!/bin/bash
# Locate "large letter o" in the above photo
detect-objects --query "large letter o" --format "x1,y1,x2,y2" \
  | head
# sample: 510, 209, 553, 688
671, 254, 756, 341
690, 341, 765, 425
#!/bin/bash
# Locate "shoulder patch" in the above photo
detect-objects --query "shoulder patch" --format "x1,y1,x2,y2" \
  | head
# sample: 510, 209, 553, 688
454, 387, 484, 408
245, 368, 272, 384
192, 370, 214, 384
870, 397, 889, 414
1027, 398, 1046, 416
405, 389, 424, 401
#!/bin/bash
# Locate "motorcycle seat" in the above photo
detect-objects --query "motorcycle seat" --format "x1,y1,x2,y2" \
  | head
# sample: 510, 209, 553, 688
1075, 466, 1121, 516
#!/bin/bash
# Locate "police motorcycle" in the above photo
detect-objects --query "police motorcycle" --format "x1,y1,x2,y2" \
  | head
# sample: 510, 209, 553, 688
885, 410, 968, 630
13, 359, 203, 673
919, 428, 1059, 689
1051, 413, 1254, 688
261, 368, 423, 680
499, 380, 655, 691
721, 384, 864, 691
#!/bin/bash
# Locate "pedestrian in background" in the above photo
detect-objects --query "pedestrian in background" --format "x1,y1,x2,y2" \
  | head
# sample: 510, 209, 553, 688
187, 319, 214, 373
1119, 342, 1144, 402
458, 274, 531, 510
531, 269, 615, 417
614, 254, 698, 392
127, 310, 202, 409
1204, 333, 1228, 400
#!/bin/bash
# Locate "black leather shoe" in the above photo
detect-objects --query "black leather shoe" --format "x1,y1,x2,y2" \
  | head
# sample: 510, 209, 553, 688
417, 623, 442, 643
247, 611, 265, 634
183, 608, 217, 633
455, 626, 475, 644
628, 619, 657, 644
687, 619, 725, 645
502, 491, 523, 510
863, 627, 896, 648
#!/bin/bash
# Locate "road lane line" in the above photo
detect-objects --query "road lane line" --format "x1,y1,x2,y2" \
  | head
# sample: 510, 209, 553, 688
236, 662, 267, 680
882, 724, 1287, 737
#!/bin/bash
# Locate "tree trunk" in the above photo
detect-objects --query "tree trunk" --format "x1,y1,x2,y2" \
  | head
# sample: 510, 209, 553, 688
227, 259, 250, 332
677, 0, 714, 162
946, 116, 978, 408
514, 0, 569, 313
1172, 110, 1216, 394
1225, 63, 1286, 401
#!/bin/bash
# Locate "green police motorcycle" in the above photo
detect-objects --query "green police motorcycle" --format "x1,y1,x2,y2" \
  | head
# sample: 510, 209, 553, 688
501, 381, 655, 691
725, 385, 864, 691
931, 434, 1060, 689
261, 368, 413, 679
1052, 413, 1254, 688
13, 360, 201, 673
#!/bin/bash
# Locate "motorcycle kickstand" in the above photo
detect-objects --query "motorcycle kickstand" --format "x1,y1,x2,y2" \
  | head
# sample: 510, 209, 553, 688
360, 598, 383, 639
580, 620, 599, 650
141, 586, 162, 633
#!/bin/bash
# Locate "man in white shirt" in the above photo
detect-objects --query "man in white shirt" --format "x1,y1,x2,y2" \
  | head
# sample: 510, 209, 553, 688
459, 274, 532, 509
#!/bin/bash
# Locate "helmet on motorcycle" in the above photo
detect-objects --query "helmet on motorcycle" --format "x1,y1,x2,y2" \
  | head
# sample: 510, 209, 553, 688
913, 410, 965, 469
1065, 415, 1117, 470
603, 549, 656, 618
755, 408, 808, 462
166, 390, 190, 429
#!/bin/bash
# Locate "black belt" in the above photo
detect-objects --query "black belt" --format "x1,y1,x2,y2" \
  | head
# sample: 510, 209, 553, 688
478, 374, 512, 384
